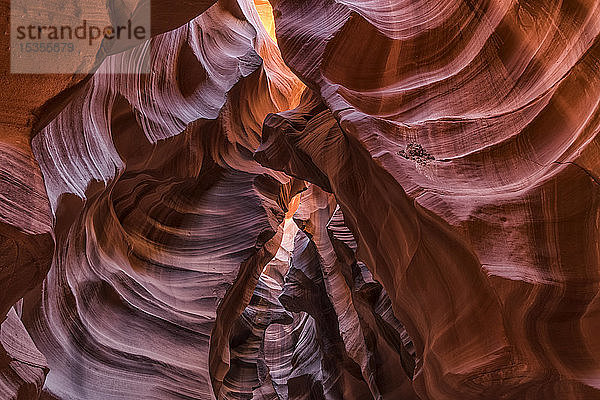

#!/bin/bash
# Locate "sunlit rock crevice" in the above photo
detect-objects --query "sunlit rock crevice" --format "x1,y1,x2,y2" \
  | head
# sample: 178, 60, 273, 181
0, 0, 598, 399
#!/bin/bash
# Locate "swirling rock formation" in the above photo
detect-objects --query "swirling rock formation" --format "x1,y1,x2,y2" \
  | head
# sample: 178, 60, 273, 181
257, 0, 600, 398
1, 0, 600, 398
0, 308, 47, 399
21, 2, 304, 398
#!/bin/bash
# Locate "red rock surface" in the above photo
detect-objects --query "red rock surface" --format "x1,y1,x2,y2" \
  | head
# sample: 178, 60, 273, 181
0, 0, 599, 398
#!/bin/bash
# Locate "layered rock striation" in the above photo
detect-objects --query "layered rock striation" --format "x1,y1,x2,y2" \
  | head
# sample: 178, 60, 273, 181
0, 0, 599, 399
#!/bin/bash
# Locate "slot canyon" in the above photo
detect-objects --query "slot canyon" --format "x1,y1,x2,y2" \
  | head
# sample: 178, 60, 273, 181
1, 0, 600, 398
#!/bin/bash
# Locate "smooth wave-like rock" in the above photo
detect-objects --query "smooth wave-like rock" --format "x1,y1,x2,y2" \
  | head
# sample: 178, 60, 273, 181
1, 0, 599, 398
22, 2, 305, 398
19, 1, 303, 398
256, 0, 600, 398
0, 308, 47, 399
290, 185, 418, 399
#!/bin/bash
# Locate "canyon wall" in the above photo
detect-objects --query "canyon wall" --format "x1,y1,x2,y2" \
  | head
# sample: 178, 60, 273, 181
0, 0, 599, 399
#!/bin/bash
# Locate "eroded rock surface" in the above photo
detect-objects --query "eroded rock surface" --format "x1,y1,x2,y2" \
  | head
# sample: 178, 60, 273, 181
0, 0, 599, 399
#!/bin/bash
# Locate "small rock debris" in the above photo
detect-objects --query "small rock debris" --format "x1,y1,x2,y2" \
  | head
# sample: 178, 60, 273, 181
398, 143, 435, 165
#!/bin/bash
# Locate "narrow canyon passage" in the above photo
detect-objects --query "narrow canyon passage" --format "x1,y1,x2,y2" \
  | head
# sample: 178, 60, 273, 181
0, 0, 600, 399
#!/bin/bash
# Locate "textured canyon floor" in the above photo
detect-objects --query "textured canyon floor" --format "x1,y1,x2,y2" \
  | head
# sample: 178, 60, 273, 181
1, 0, 600, 399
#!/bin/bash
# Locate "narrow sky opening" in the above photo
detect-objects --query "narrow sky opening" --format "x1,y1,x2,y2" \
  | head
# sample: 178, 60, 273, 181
253, 0, 277, 42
